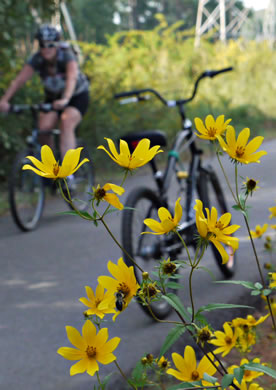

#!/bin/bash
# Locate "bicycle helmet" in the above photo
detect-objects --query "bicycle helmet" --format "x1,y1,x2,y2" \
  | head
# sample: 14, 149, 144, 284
36, 24, 61, 43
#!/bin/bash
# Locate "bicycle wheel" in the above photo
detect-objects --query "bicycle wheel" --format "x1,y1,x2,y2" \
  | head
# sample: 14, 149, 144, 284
9, 149, 45, 232
68, 140, 94, 212
122, 187, 177, 319
197, 166, 236, 278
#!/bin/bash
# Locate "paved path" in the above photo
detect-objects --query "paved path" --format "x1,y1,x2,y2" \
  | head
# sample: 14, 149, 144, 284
0, 140, 275, 389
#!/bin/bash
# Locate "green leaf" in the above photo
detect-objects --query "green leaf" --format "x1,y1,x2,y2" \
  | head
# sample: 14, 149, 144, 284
57, 210, 93, 219
165, 281, 184, 289
214, 280, 255, 289
232, 204, 242, 211
243, 363, 276, 379
251, 290, 261, 296
203, 373, 218, 384
196, 303, 253, 314
263, 289, 272, 296
158, 324, 186, 359
221, 373, 234, 389
233, 367, 244, 384
161, 293, 191, 321
102, 372, 114, 386
131, 360, 146, 385
197, 266, 216, 280
167, 382, 200, 389
254, 282, 263, 289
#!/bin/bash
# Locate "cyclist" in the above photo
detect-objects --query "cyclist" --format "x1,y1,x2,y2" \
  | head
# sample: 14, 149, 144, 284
0, 24, 90, 158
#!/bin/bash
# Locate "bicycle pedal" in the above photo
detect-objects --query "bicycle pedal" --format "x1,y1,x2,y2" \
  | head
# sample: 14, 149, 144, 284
176, 171, 188, 179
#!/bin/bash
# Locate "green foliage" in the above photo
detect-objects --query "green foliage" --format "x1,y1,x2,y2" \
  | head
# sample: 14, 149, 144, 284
158, 324, 187, 359
2, 18, 276, 184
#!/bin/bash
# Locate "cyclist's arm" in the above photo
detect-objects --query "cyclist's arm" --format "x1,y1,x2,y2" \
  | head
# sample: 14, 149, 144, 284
0, 64, 34, 110
53, 60, 78, 110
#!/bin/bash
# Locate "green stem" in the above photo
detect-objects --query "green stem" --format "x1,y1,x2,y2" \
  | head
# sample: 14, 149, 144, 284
175, 230, 193, 266
189, 266, 196, 322
114, 360, 137, 390
58, 180, 92, 220
147, 302, 186, 325
235, 163, 239, 202
96, 371, 103, 390
100, 216, 144, 273
243, 215, 276, 330
216, 152, 238, 203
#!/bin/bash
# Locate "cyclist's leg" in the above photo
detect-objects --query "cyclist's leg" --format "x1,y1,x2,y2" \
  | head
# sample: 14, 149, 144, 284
39, 111, 58, 149
59, 91, 89, 157
59, 106, 81, 157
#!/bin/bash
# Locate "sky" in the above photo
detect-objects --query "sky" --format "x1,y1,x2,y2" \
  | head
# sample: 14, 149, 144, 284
243, 0, 269, 10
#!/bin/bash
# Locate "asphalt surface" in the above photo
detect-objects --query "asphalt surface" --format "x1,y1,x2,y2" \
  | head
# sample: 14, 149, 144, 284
0, 139, 275, 390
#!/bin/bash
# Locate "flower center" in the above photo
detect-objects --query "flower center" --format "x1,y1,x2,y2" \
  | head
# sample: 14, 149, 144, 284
53, 163, 60, 176
117, 282, 130, 297
244, 370, 251, 378
235, 146, 246, 158
86, 345, 97, 359
225, 336, 232, 344
207, 127, 217, 137
215, 221, 224, 230
94, 187, 106, 201
95, 298, 101, 307
191, 370, 200, 380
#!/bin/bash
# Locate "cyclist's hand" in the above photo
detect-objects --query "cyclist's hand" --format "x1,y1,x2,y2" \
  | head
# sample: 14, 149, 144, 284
0, 100, 10, 113
53, 98, 69, 110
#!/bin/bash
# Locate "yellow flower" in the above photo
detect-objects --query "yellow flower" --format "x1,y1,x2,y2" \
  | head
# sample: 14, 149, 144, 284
79, 285, 116, 319
271, 224, 276, 229
167, 345, 217, 384
240, 383, 264, 390
93, 183, 125, 210
194, 199, 240, 264
269, 202, 276, 219
232, 314, 269, 331
142, 198, 182, 235
98, 257, 140, 320
157, 356, 170, 370
228, 358, 265, 382
22, 145, 89, 179
97, 137, 162, 170
217, 126, 267, 164
249, 224, 268, 239
194, 114, 231, 140
57, 320, 120, 376
209, 322, 237, 357
243, 177, 260, 195
269, 272, 276, 288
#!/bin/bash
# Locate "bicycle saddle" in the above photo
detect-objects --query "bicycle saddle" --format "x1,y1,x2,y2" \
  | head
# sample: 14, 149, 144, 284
120, 130, 167, 153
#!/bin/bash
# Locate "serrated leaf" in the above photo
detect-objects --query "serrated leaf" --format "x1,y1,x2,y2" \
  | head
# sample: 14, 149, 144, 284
214, 280, 255, 289
165, 281, 184, 289
158, 324, 186, 359
243, 363, 276, 379
221, 373, 234, 389
234, 367, 244, 384
162, 293, 191, 321
196, 303, 253, 314
203, 373, 218, 384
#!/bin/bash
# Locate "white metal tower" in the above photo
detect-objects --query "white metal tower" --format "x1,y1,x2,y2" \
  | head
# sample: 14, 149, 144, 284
195, 0, 249, 47
263, 0, 276, 45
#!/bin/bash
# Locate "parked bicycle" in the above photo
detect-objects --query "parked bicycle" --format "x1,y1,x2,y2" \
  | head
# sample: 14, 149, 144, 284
8, 103, 94, 232
114, 67, 235, 319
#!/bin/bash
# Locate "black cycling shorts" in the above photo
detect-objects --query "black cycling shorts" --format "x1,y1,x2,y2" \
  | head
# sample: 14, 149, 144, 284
46, 90, 90, 117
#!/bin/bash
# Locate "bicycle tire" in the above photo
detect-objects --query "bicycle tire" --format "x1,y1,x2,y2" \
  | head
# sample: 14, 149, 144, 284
122, 186, 177, 319
9, 149, 45, 232
67, 139, 94, 212
197, 167, 236, 278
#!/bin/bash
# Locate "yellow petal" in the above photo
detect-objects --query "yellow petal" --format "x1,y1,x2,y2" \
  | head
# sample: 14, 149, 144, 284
132, 138, 150, 161
94, 327, 108, 348
103, 183, 125, 195
24, 155, 48, 173
70, 359, 89, 376
82, 320, 96, 345
237, 127, 250, 147
104, 193, 124, 210
40, 145, 57, 169
22, 164, 50, 177
62, 147, 83, 171
205, 114, 215, 129
143, 219, 164, 233
174, 198, 183, 223
66, 326, 86, 350
97, 352, 117, 365
194, 117, 206, 135
158, 207, 172, 222
210, 239, 229, 264
184, 346, 197, 373
106, 138, 120, 160
86, 359, 99, 376
57, 346, 84, 361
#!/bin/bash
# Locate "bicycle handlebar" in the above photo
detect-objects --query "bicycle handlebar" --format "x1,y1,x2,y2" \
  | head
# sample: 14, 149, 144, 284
10, 103, 54, 114
114, 67, 233, 106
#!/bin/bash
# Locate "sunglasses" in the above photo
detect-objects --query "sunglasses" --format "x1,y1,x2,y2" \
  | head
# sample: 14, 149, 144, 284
40, 41, 57, 49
